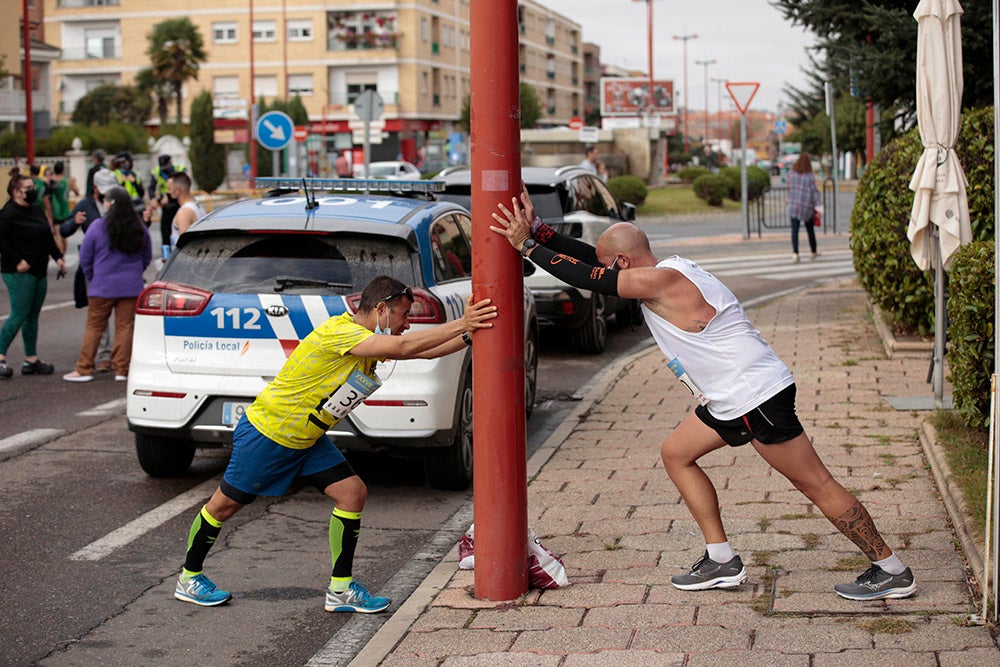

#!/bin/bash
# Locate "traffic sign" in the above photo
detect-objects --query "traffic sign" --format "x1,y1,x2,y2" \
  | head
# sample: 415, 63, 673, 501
568, 116, 584, 130
725, 81, 760, 115
256, 110, 294, 151
579, 126, 599, 143
293, 125, 309, 142
353, 90, 385, 122
774, 120, 788, 135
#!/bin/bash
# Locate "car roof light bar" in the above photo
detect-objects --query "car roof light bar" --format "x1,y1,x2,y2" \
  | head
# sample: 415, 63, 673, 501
254, 177, 445, 194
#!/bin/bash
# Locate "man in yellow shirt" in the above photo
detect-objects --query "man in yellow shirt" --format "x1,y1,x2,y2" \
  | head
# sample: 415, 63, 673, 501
174, 275, 497, 611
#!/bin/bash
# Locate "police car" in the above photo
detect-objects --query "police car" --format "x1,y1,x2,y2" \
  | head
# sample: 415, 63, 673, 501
126, 178, 538, 490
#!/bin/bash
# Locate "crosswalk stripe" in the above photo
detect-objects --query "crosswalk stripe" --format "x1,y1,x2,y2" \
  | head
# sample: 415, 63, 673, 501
669, 250, 855, 281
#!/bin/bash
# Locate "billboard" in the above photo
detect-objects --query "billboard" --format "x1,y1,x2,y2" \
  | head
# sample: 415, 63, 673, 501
600, 78, 674, 116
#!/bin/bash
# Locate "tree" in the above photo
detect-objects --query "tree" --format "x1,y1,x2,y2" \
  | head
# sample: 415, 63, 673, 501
459, 83, 545, 132
146, 18, 207, 123
71, 84, 152, 126
135, 67, 171, 127
189, 91, 225, 193
772, 0, 994, 128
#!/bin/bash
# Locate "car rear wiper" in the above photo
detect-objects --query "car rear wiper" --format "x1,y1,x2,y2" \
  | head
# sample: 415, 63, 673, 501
274, 276, 353, 292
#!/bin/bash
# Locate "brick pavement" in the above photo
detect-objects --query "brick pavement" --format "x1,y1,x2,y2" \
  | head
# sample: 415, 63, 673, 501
361, 279, 999, 666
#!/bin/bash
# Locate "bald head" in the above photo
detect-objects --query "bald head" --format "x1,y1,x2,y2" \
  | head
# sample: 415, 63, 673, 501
596, 223, 656, 269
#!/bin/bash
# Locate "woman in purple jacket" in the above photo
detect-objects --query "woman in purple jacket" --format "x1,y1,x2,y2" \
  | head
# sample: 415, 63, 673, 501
63, 186, 152, 382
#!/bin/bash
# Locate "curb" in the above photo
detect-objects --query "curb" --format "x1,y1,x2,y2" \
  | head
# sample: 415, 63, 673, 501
869, 301, 934, 358
347, 344, 655, 666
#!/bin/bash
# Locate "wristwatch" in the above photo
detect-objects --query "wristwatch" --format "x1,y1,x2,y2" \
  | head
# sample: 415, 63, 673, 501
519, 238, 537, 256
461, 332, 473, 346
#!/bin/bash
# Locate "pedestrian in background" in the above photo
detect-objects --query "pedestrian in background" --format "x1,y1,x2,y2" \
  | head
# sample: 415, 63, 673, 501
62, 186, 152, 383
48, 161, 79, 255
579, 145, 608, 182
112, 151, 146, 218
62, 168, 119, 372
786, 153, 820, 263
85, 149, 106, 197
165, 171, 204, 250
0, 169, 66, 379
29, 164, 53, 229
149, 154, 185, 253
335, 151, 353, 178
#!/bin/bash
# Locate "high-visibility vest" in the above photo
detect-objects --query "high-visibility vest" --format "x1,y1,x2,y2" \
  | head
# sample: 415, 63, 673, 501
151, 163, 186, 196
115, 169, 141, 199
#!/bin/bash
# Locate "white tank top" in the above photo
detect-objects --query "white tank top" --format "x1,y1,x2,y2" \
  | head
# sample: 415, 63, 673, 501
170, 200, 206, 248
640, 256, 794, 420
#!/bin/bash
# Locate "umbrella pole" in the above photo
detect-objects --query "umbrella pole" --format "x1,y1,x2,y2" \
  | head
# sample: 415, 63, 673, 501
933, 228, 946, 407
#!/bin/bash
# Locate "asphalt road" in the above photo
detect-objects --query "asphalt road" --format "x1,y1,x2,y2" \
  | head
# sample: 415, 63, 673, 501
0, 205, 856, 665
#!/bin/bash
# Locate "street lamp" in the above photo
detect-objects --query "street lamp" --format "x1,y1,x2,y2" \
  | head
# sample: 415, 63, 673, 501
632, 0, 658, 120
693, 58, 716, 152
672, 33, 698, 153
711, 76, 728, 150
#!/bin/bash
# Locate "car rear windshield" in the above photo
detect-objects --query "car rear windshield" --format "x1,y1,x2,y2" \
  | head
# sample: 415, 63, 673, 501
163, 233, 420, 294
438, 185, 565, 220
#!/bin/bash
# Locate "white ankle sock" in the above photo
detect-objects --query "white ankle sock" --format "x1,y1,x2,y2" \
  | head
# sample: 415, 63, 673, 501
873, 554, 906, 575
706, 541, 735, 564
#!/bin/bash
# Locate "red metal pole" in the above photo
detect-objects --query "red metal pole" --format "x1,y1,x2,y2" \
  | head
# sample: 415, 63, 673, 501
22, 0, 34, 164
648, 0, 654, 103
865, 97, 875, 164
470, 0, 528, 601
249, 0, 257, 180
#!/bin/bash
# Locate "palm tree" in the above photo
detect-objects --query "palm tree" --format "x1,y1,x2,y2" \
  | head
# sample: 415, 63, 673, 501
146, 18, 207, 123
134, 67, 171, 127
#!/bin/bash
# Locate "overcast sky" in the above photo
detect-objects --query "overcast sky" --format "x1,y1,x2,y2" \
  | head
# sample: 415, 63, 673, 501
539, 0, 819, 113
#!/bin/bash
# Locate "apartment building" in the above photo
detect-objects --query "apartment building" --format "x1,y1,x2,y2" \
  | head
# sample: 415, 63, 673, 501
2, 0, 59, 134
44, 0, 582, 162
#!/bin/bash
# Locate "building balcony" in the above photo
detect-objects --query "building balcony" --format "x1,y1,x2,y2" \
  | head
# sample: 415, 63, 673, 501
328, 31, 400, 51
0, 90, 26, 118
58, 0, 119, 6
60, 46, 122, 61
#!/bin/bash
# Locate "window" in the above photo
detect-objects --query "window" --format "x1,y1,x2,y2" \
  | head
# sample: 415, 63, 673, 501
253, 20, 276, 42
421, 18, 428, 41
254, 75, 278, 98
288, 73, 314, 97
346, 83, 376, 105
213, 21, 238, 44
84, 28, 116, 59
213, 76, 239, 100
287, 19, 313, 41
429, 216, 471, 281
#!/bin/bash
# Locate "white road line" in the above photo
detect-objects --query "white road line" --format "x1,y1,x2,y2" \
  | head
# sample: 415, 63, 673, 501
77, 397, 128, 416
69, 478, 220, 561
0, 428, 65, 454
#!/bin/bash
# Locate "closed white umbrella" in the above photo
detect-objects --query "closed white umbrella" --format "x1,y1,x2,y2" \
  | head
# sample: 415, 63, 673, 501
908, 0, 971, 269
907, 0, 972, 406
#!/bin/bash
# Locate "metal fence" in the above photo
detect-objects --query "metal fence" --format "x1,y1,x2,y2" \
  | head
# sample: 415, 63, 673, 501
749, 178, 838, 237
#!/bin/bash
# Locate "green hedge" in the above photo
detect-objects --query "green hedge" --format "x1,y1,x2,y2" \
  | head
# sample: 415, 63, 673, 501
852, 105, 995, 336
947, 240, 995, 429
692, 173, 729, 206
1, 122, 150, 159
608, 175, 648, 207
677, 165, 711, 183
719, 165, 769, 202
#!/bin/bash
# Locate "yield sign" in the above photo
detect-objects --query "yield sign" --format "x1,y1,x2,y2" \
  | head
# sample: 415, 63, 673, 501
726, 81, 760, 115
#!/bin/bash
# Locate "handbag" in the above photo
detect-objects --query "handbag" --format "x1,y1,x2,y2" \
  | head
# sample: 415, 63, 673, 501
73, 266, 89, 309
812, 208, 822, 227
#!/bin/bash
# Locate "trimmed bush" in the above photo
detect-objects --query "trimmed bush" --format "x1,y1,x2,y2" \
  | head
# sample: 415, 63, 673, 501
946, 240, 994, 429
607, 175, 648, 207
851, 105, 995, 336
677, 165, 710, 183
719, 165, 770, 202
692, 173, 729, 206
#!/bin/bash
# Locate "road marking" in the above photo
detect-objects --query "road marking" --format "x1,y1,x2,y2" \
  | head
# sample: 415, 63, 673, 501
77, 397, 128, 416
69, 478, 220, 561
0, 428, 65, 454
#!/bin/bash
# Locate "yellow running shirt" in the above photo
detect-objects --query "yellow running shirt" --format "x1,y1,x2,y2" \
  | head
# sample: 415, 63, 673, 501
246, 312, 383, 449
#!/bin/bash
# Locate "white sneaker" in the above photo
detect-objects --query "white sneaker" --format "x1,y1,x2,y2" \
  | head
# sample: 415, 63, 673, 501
63, 371, 94, 383
792, 253, 800, 264
115, 375, 128, 382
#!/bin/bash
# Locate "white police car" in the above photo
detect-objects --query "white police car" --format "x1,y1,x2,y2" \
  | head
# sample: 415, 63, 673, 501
127, 178, 538, 490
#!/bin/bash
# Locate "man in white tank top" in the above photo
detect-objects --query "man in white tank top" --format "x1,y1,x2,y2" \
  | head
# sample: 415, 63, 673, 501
491, 188, 914, 601
166, 171, 206, 249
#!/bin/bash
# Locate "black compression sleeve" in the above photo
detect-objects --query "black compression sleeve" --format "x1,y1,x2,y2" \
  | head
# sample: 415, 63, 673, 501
525, 244, 620, 297
533, 221, 600, 265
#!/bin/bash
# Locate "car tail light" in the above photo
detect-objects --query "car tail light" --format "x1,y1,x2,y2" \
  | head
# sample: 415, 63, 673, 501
135, 281, 213, 316
344, 287, 446, 324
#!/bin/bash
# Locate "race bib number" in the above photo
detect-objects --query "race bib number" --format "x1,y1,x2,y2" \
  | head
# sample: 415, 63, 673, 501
667, 358, 709, 406
321, 369, 382, 421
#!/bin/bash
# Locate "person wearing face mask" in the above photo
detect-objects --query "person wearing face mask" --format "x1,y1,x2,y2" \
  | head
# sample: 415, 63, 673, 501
112, 151, 145, 218
172, 276, 497, 612
61, 168, 119, 371
0, 169, 67, 378
149, 154, 186, 251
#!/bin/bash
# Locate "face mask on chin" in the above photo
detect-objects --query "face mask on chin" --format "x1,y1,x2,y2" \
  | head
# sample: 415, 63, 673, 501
374, 308, 392, 336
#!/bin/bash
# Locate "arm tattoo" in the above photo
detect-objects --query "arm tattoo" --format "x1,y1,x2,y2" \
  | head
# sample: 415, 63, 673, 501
832, 500, 889, 561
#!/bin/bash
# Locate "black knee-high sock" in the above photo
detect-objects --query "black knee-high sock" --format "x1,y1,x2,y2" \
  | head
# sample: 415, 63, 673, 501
183, 505, 224, 575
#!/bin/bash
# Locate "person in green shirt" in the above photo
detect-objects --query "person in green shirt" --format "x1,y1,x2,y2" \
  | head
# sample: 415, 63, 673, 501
47, 161, 79, 254
174, 276, 497, 612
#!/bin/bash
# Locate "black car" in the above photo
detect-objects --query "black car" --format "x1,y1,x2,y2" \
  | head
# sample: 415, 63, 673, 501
437, 165, 637, 354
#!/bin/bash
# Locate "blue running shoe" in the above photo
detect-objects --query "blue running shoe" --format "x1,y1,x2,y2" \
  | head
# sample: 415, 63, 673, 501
324, 581, 390, 613
174, 573, 232, 606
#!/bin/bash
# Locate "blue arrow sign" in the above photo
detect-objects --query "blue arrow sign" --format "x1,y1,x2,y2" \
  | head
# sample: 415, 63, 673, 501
256, 110, 294, 151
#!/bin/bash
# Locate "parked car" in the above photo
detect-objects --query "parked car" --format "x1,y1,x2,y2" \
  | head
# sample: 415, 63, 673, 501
436, 165, 637, 354
127, 177, 538, 491
359, 161, 423, 180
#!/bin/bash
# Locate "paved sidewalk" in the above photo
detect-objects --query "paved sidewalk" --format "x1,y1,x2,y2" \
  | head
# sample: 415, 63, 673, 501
358, 279, 999, 666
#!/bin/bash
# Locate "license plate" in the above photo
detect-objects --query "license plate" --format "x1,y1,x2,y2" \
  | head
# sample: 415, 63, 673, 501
222, 401, 251, 426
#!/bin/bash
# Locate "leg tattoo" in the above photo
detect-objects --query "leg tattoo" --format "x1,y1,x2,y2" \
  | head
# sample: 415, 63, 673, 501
832, 500, 889, 561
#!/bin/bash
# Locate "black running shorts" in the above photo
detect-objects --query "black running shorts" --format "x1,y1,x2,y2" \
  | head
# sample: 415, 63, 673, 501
695, 384, 804, 447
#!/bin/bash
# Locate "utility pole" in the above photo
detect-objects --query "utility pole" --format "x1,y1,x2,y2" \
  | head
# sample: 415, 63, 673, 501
694, 58, 715, 157
672, 33, 697, 154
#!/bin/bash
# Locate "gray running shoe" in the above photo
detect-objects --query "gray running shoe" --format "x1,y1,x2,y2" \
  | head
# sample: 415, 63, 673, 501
834, 564, 915, 600
671, 552, 747, 591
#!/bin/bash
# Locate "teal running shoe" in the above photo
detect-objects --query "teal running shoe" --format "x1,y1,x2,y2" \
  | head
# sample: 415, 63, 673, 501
324, 580, 390, 613
174, 573, 232, 606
